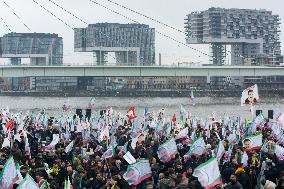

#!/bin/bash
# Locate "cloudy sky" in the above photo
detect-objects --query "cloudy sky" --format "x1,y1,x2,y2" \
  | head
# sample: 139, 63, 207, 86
0, 0, 283, 65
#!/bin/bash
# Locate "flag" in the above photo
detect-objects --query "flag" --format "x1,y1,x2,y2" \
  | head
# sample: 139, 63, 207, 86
65, 141, 74, 154
192, 158, 222, 189
45, 134, 60, 151
172, 114, 177, 123
277, 113, 284, 128
62, 100, 71, 112
241, 152, 249, 167
1, 132, 11, 149
243, 133, 262, 152
101, 146, 114, 159
5, 120, 14, 131
275, 144, 284, 160
157, 138, 178, 163
226, 144, 234, 162
99, 126, 109, 142
190, 129, 196, 143
0, 157, 19, 189
123, 151, 136, 164
16, 174, 40, 189
64, 177, 73, 189
144, 107, 148, 117
216, 141, 225, 162
175, 127, 188, 140
88, 97, 96, 109
227, 130, 237, 144
123, 159, 152, 186
190, 90, 195, 106
241, 84, 259, 106
261, 141, 275, 154
249, 114, 265, 133
179, 104, 186, 124
185, 137, 206, 158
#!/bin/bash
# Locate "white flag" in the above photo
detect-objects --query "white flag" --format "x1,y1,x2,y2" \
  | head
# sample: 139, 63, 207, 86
45, 134, 60, 151
65, 141, 74, 153
193, 158, 222, 188
0, 157, 19, 189
123, 151, 136, 164
241, 152, 249, 167
99, 126, 109, 142
1, 133, 11, 149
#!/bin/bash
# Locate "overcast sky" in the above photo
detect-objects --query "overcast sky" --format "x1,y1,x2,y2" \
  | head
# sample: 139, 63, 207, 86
0, 0, 283, 65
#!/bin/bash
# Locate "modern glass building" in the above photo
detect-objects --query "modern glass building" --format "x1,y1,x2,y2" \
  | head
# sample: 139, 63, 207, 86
74, 23, 155, 65
0, 33, 63, 65
185, 8, 282, 65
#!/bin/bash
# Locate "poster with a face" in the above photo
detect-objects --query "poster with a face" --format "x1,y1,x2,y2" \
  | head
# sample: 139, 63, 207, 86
243, 138, 253, 150
241, 84, 259, 106
158, 147, 170, 163
125, 167, 139, 184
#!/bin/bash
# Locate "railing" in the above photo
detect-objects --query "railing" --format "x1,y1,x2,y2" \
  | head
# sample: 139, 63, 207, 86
0, 62, 282, 68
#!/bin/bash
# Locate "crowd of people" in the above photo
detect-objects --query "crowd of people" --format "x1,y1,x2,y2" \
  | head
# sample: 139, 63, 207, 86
0, 106, 284, 189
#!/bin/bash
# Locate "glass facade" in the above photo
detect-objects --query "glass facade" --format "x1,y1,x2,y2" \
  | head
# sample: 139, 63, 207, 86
74, 23, 155, 65
0, 33, 63, 65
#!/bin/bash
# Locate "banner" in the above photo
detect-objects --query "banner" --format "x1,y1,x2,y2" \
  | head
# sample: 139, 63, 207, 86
193, 158, 222, 189
0, 157, 19, 189
243, 133, 262, 152
123, 159, 152, 186
157, 138, 178, 163
241, 84, 259, 106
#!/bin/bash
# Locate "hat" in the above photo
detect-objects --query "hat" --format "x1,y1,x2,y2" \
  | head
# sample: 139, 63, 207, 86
235, 166, 245, 174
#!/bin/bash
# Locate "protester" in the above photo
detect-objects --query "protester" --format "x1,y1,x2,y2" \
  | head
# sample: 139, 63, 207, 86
0, 104, 284, 189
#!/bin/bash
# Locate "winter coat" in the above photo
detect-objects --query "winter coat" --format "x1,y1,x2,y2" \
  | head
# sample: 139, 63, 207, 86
224, 181, 243, 189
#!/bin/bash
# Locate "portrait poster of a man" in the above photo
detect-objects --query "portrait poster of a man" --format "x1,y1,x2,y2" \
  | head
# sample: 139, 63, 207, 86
241, 84, 259, 106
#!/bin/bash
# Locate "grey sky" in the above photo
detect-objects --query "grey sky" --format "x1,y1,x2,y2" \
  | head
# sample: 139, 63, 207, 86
0, 0, 283, 65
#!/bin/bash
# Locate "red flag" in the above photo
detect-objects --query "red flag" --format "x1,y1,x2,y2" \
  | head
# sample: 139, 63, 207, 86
5, 120, 14, 130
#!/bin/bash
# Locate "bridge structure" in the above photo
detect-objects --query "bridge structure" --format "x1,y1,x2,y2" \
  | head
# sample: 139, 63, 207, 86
0, 65, 284, 77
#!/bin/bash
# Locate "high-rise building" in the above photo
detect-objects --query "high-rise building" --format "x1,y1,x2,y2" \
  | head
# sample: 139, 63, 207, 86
185, 8, 282, 65
0, 33, 63, 65
74, 23, 155, 65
